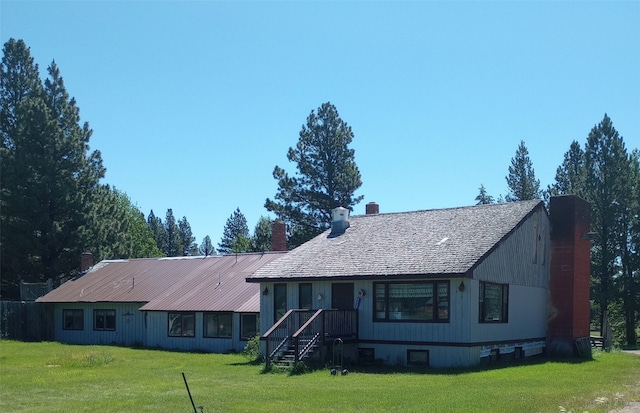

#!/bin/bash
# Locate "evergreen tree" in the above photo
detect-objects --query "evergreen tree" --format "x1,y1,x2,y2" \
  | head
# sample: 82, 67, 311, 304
475, 184, 495, 205
0, 39, 104, 298
505, 140, 541, 202
250, 216, 273, 252
617, 150, 639, 346
163, 209, 182, 257
146, 210, 165, 255
548, 140, 585, 197
178, 216, 197, 256
199, 235, 216, 256
584, 115, 629, 337
218, 208, 249, 254
265, 102, 363, 247
114, 191, 162, 258
231, 234, 251, 254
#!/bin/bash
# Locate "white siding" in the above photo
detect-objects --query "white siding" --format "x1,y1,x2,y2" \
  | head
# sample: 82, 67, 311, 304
53, 302, 145, 346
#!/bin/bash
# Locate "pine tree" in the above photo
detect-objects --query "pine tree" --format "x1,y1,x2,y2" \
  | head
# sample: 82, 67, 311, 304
505, 140, 541, 202
146, 210, 165, 255
199, 235, 216, 256
0, 39, 104, 298
584, 114, 631, 337
548, 140, 585, 197
178, 216, 197, 256
250, 216, 273, 252
218, 208, 249, 254
163, 209, 182, 257
475, 184, 495, 205
265, 102, 363, 247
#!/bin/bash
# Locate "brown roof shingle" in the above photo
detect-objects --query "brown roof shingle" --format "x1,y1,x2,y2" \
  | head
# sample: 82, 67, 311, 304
248, 200, 543, 281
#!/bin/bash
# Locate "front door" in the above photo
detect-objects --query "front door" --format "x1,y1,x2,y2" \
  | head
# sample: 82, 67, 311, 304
331, 283, 354, 310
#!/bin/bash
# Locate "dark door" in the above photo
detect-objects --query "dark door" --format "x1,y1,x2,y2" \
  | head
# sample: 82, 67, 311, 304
274, 283, 287, 322
331, 283, 354, 310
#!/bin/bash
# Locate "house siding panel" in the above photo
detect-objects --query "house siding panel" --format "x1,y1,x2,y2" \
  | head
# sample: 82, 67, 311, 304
474, 208, 550, 288
144, 311, 251, 353
53, 302, 145, 346
469, 283, 547, 343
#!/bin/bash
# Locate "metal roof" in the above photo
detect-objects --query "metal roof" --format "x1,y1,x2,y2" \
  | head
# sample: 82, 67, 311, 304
248, 200, 544, 281
37, 252, 286, 312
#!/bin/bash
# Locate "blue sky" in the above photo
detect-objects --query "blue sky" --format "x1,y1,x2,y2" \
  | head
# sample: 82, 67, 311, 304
2, 1, 639, 247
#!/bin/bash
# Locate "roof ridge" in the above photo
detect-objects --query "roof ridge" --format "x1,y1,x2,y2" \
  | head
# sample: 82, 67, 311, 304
351, 199, 543, 218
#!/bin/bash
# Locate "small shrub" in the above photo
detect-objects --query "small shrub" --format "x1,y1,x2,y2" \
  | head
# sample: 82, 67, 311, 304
242, 335, 262, 362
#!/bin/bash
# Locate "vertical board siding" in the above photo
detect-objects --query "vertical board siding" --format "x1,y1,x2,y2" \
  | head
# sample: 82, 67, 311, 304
53, 303, 145, 346
469, 283, 547, 342
144, 311, 250, 353
474, 208, 550, 288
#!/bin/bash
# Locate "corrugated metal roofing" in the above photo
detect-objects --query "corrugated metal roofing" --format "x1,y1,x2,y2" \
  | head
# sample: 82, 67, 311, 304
37, 252, 286, 312
248, 200, 544, 281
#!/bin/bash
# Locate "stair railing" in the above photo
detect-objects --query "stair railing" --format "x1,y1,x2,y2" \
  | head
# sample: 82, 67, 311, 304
262, 309, 314, 367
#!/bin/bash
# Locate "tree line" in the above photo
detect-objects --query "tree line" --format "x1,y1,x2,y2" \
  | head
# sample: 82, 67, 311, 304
1, 39, 637, 347
476, 117, 639, 348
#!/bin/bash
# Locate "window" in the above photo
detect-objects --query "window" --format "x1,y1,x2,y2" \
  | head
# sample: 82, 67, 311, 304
168, 312, 195, 337
274, 283, 287, 322
240, 313, 259, 340
299, 283, 312, 310
63, 309, 84, 330
204, 312, 232, 338
374, 281, 449, 322
93, 309, 116, 331
407, 350, 429, 366
479, 282, 509, 323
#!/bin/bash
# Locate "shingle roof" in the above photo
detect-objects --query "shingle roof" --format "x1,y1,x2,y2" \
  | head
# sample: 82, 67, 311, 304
37, 252, 286, 312
248, 200, 544, 281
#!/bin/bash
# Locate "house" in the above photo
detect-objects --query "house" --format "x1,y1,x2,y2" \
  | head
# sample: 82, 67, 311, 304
37, 251, 286, 353
247, 196, 591, 368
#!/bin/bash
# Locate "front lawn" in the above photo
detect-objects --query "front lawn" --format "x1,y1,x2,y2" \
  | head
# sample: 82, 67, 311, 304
0, 341, 638, 412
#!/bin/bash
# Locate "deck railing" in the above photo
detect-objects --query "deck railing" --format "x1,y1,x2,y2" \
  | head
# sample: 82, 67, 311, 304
263, 309, 358, 367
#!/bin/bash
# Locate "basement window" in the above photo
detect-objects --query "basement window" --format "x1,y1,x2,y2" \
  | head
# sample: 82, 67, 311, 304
479, 282, 509, 323
407, 350, 429, 366
204, 312, 232, 338
93, 309, 116, 331
168, 312, 195, 337
374, 281, 449, 322
63, 309, 84, 330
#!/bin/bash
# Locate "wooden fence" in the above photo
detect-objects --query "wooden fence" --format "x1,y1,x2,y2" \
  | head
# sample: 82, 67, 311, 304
0, 301, 52, 341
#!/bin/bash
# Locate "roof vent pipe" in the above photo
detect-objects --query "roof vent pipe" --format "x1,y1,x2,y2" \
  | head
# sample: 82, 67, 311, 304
331, 207, 350, 234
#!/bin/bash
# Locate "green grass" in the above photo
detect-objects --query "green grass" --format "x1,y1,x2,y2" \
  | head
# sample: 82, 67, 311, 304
1, 341, 639, 413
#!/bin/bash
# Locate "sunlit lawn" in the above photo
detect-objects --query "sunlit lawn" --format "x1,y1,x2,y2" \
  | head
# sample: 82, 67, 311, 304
0, 340, 639, 413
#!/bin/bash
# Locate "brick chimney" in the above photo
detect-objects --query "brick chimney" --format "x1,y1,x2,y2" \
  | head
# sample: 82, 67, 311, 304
80, 252, 94, 272
366, 202, 379, 215
271, 220, 287, 251
547, 195, 591, 356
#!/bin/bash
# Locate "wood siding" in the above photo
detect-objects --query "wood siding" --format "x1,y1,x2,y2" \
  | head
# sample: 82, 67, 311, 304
473, 207, 550, 288
53, 302, 145, 346
144, 311, 254, 353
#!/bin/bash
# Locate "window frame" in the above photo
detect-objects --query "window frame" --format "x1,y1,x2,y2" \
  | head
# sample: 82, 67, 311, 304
62, 309, 84, 330
240, 313, 259, 341
168, 312, 196, 337
203, 312, 233, 338
93, 309, 116, 331
479, 281, 509, 323
407, 349, 429, 366
298, 283, 312, 310
373, 281, 450, 323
